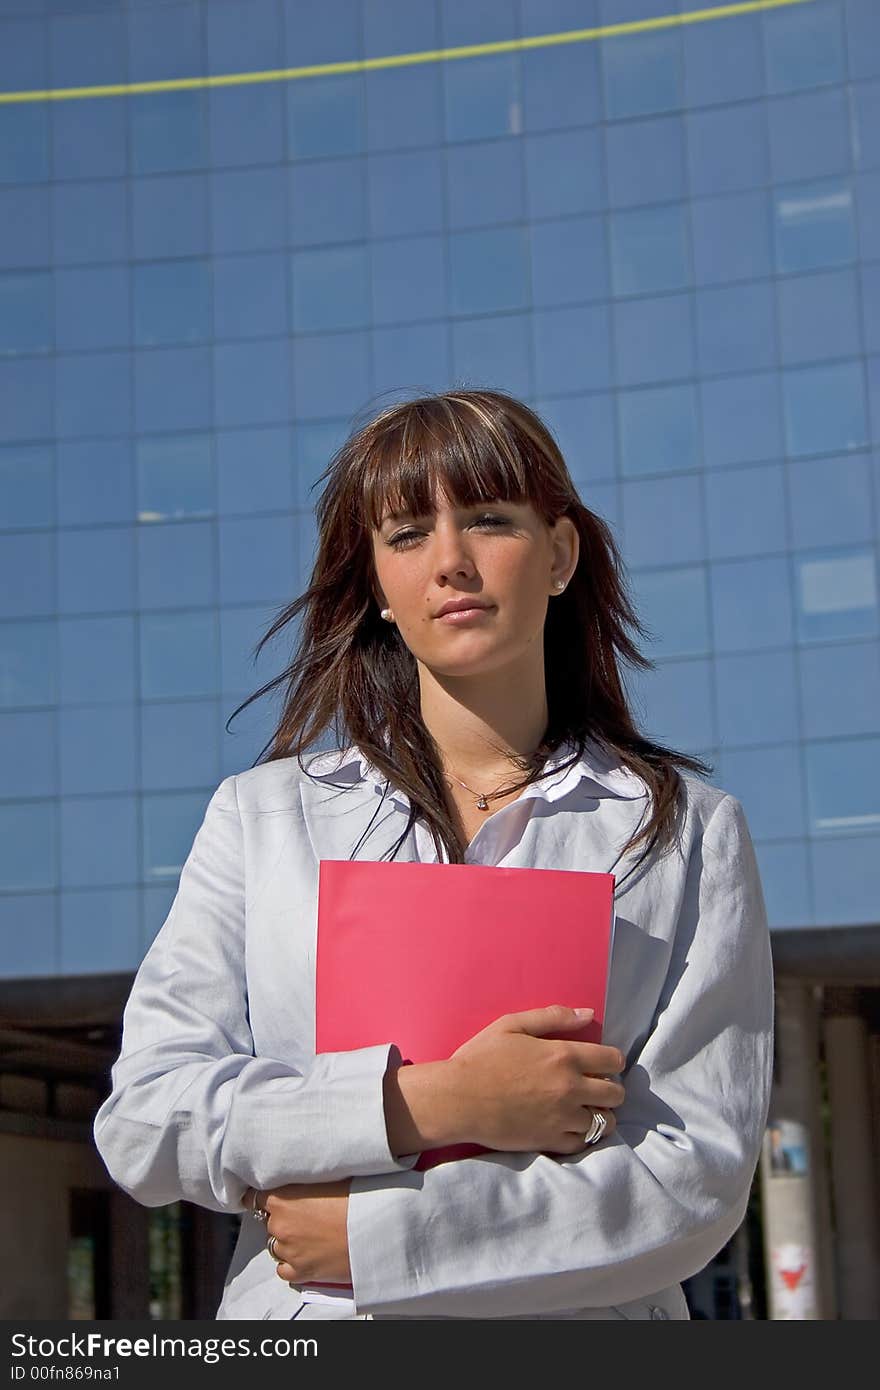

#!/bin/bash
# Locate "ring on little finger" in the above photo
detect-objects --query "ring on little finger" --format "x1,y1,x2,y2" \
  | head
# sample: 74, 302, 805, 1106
267, 1234, 283, 1263
582, 1110, 607, 1146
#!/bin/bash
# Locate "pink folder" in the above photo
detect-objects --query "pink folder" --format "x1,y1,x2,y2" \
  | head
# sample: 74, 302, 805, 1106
315, 858, 615, 1172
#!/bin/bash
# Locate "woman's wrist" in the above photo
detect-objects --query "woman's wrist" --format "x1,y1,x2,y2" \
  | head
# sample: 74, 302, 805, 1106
383, 1055, 465, 1155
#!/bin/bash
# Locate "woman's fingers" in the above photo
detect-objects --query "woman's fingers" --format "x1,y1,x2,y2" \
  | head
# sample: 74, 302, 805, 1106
580, 1076, 626, 1108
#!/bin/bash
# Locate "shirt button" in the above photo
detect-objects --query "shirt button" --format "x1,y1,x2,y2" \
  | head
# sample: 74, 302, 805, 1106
649, 1306, 669, 1320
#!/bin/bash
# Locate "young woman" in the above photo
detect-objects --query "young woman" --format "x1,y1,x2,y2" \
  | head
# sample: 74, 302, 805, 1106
94, 389, 773, 1321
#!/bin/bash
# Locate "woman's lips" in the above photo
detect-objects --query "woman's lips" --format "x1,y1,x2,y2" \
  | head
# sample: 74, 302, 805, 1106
435, 605, 494, 623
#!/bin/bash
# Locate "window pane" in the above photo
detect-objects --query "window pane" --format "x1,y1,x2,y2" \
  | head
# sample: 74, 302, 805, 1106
0, 894, 56, 977
633, 566, 710, 658
525, 129, 605, 219
133, 261, 211, 348
287, 75, 364, 159
0, 806, 55, 891
213, 340, 290, 429
206, 0, 281, 71
0, 619, 56, 708
446, 139, 525, 230
605, 115, 685, 208
292, 331, 370, 421
60, 615, 136, 706
57, 439, 134, 527
141, 700, 221, 791
863, 262, 880, 356
48, 13, 122, 88
220, 604, 285, 698
293, 417, 349, 509
0, 532, 52, 618
773, 179, 856, 272
365, 66, 443, 151
777, 269, 860, 366
711, 555, 794, 652
209, 84, 284, 168
0, 444, 54, 528
623, 476, 705, 568
364, 0, 437, 55
60, 886, 141, 975
795, 548, 878, 641
217, 426, 293, 516
451, 315, 530, 399
627, 656, 715, 750
132, 175, 210, 261
695, 282, 775, 375
536, 393, 617, 485
533, 305, 612, 397
367, 150, 443, 239
609, 203, 690, 296
0, 272, 51, 355
1, 187, 49, 270
142, 790, 211, 882
290, 157, 367, 247
283, 0, 360, 64
291, 245, 370, 333
846, 0, 880, 81
619, 383, 698, 477
691, 190, 773, 286
213, 253, 286, 341
0, 105, 48, 185
60, 797, 138, 890
718, 743, 805, 839
0, 16, 46, 93
755, 841, 812, 929
705, 464, 787, 561
787, 454, 874, 550
134, 346, 212, 434
57, 352, 132, 439
601, 30, 682, 120
767, 88, 851, 183
683, 14, 763, 107
783, 361, 867, 457
521, 33, 601, 131
701, 371, 783, 469
218, 515, 298, 605
0, 709, 55, 797
805, 736, 880, 836
373, 322, 451, 401
137, 522, 215, 611
52, 180, 126, 266
715, 648, 800, 748
440, 0, 518, 45
800, 640, 880, 739
59, 705, 137, 795
131, 91, 208, 176
530, 216, 607, 309
763, 0, 846, 93
812, 833, 880, 925
370, 236, 445, 325
449, 226, 529, 316
442, 55, 520, 143
128, 2, 204, 83
58, 528, 134, 615
136, 434, 214, 523
51, 99, 126, 181
56, 267, 130, 352
613, 294, 694, 387
210, 168, 286, 255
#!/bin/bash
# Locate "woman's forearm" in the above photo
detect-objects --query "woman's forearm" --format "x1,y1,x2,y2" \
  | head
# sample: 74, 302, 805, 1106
382, 1058, 465, 1156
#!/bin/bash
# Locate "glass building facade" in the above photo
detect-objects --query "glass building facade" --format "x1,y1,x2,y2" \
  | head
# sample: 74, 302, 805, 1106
1, 0, 879, 981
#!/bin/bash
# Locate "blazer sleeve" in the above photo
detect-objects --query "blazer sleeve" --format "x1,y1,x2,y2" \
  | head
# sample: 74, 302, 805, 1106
345, 793, 775, 1316
93, 774, 418, 1213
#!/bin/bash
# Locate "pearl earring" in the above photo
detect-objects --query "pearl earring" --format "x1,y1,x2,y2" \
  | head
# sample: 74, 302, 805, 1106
553, 579, 566, 592
380, 608, 394, 621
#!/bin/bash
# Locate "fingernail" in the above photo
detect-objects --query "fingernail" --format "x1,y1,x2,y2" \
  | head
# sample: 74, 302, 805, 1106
574, 1008, 594, 1020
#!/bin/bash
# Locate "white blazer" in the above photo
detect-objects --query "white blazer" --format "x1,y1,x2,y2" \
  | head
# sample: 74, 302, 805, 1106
93, 739, 774, 1321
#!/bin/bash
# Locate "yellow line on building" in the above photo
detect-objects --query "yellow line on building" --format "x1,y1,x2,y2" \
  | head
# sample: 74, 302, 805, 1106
0, 0, 815, 105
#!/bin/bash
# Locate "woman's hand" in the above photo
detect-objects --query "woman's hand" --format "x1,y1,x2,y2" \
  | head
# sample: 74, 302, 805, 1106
243, 1180, 353, 1285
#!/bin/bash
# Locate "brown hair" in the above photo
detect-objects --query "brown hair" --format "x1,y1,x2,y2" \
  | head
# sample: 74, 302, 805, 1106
227, 388, 711, 874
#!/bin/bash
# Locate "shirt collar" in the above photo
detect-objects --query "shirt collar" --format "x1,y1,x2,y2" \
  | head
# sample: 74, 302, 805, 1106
305, 735, 647, 805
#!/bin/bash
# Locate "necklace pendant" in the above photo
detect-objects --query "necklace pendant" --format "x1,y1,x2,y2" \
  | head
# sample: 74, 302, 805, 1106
476, 795, 489, 810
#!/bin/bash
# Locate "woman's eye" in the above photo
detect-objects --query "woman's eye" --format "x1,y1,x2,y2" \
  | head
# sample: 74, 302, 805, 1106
387, 515, 508, 548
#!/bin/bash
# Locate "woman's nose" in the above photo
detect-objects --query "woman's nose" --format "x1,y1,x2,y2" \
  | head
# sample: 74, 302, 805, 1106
431, 523, 475, 581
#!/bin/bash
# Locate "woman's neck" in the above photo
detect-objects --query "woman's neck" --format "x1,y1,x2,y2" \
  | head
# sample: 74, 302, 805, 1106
417, 667, 549, 783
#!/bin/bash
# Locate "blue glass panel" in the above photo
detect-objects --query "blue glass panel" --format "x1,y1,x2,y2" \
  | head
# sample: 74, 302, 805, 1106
218, 515, 298, 605
372, 322, 451, 401
206, 0, 281, 72
705, 464, 787, 561
613, 294, 694, 388
783, 361, 867, 458
371, 235, 446, 325
443, 54, 520, 143
536, 393, 617, 485
805, 737, 880, 837
136, 434, 213, 523
0, 187, 49, 269
533, 304, 612, 396
0, 105, 48, 185
51, 99, 126, 181
0, 894, 56, 976
140, 611, 218, 700
52, 179, 127, 266
582, 481, 620, 535
710, 555, 794, 652
686, 103, 769, 198
367, 150, 443, 239
691, 190, 773, 286
0, 709, 55, 796
47, 10, 121, 86
446, 139, 525, 230
846, 0, 880, 81
137, 521, 215, 611
364, 0, 437, 55
605, 115, 685, 208
132, 91, 208, 176
0, 619, 55, 708
217, 426, 293, 516
451, 316, 530, 399
0, 533, 51, 618
208, 85, 284, 169
0, 272, 51, 355
57, 439, 133, 527
0, 17, 46, 92
283, 0, 360, 64
210, 168, 286, 254
449, 226, 529, 316
627, 656, 715, 750
60, 886, 141, 974
221, 692, 279, 778
754, 841, 812, 929
128, 2, 203, 82
134, 345, 212, 433
860, 261, 880, 355
60, 797, 138, 889
0, 444, 53, 529
609, 203, 689, 296
871, 356, 880, 446
287, 75, 364, 159
788, 454, 874, 550
634, 565, 710, 658
59, 704, 137, 795
365, 66, 443, 151
0, 801, 55, 893
57, 528, 134, 615
777, 269, 860, 366
141, 699, 221, 792
715, 648, 800, 748
220, 604, 285, 697
812, 832, 880, 925
763, 0, 845, 93
59, 615, 135, 706
521, 31, 601, 132
524, 129, 605, 219
530, 215, 608, 308
291, 245, 370, 333
290, 157, 367, 247
292, 331, 370, 421
132, 174, 210, 260
682, 13, 763, 107
440, 0, 518, 44
701, 371, 783, 468
142, 789, 210, 882
717, 744, 805, 839
601, 31, 682, 120
622, 475, 705, 568
853, 78, 880, 171
56, 352, 132, 439
768, 88, 852, 184
133, 260, 211, 348
695, 282, 776, 375
213, 340, 291, 429
773, 178, 856, 272
618, 383, 698, 476
213, 253, 286, 342
0, 358, 52, 443
795, 547, 878, 642
55, 266, 130, 353
801, 640, 880, 739
293, 418, 350, 508
295, 512, 318, 595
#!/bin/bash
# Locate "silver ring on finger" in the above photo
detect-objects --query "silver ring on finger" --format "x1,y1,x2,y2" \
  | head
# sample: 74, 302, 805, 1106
267, 1234, 283, 1263
582, 1109, 607, 1146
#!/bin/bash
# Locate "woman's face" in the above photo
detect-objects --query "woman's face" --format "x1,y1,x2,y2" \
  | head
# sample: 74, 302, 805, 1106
370, 484, 578, 679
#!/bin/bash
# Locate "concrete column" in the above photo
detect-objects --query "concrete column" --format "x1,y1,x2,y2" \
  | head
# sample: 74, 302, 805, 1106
759, 980, 833, 1319
824, 989, 880, 1320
